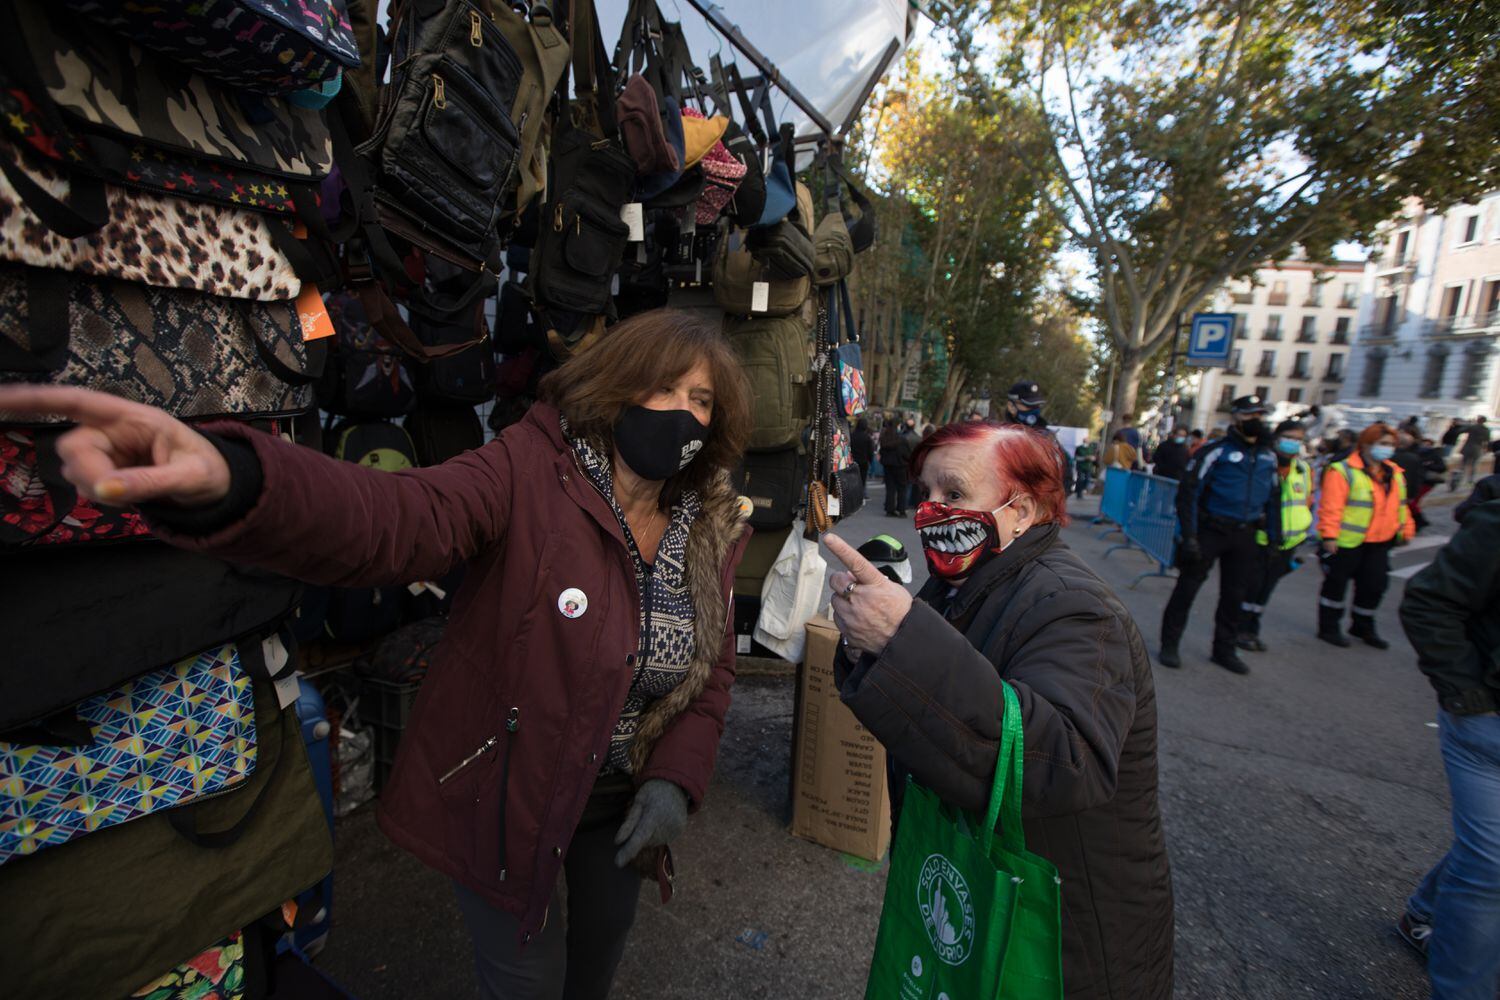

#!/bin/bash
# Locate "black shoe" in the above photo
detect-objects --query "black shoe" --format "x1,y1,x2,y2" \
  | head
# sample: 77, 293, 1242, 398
1351, 626, 1391, 650
1395, 910, 1431, 959
1158, 645, 1181, 669
1317, 629, 1352, 648
1236, 636, 1267, 652
1210, 650, 1251, 675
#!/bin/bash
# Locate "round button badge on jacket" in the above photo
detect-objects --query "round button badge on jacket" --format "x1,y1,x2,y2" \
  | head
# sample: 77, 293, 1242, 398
558, 588, 588, 619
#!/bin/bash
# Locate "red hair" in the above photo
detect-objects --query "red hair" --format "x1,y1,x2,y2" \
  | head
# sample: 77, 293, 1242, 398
1359, 422, 1395, 447
910, 422, 1071, 526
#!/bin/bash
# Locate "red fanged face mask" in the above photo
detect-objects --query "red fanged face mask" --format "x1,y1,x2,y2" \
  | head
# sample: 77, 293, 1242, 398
914, 498, 1017, 580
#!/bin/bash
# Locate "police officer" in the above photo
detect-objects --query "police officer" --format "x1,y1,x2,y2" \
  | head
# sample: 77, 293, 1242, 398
1237, 420, 1313, 651
1159, 395, 1281, 674
1003, 381, 1048, 430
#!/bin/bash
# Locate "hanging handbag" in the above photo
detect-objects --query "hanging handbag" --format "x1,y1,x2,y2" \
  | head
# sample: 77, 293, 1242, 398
715, 181, 815, 317
0, 268, 318, 421
59, 0, 361, 98
0, 677, 333, 1000
127, 929, 255, 1000
3, 541, 303, 730
0, 83, 315, 221
864, 682, 1064, 1000
618, 74, 679, 175
5, 2, 335, 180
358, 0, 568, 273
747, 216, 817, 280
732, 446, 806, 530
812, 212, 854, 287
0, 143, 301, 300
724, 312, 812, 451
315, 290, 416, 418
0, 644, 260, 866
528, 0, 636, 328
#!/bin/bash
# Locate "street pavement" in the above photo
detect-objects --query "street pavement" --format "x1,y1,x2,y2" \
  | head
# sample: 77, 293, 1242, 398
314, 480, 1459, 999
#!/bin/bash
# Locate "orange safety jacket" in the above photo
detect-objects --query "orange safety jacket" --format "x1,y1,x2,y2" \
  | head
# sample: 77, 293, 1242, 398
1317, 452, 1417, 545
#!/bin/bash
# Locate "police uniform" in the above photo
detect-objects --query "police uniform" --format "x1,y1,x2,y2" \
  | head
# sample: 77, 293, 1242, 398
1159, 396, 1281, 669
1237, 455, 1314, 647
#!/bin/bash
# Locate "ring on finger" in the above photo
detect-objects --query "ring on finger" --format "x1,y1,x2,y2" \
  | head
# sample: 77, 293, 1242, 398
842, 580, 856, 597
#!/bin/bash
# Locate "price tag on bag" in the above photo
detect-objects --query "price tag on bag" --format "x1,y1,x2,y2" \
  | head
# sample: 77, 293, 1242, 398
827, 496, 841, 517
751, 281, 770, 313
621, 202, 644, 242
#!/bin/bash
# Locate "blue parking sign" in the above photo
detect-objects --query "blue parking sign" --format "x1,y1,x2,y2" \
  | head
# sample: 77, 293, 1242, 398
1187, 313, 1235, 366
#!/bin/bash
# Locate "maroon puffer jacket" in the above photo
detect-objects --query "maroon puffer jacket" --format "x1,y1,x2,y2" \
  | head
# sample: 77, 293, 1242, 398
155, 403, 750, 943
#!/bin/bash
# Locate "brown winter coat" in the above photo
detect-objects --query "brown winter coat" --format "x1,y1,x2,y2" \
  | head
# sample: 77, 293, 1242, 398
155, 403, 750, 942
837, 522, 1174, 999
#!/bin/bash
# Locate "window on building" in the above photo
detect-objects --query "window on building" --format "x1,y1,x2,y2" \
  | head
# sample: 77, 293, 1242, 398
1361, 349, 1386, 396
1287, 388, 1303, 403
1333, 316, 1352, 343
1299, 316, 1317, 342
1395, 230, 1410, 260
1268, 280, 1288, 306
1441, 285, 1464, 318
1235, 314, 1249, 340
1327, 353, 1345, 380
1293, 351, 1312, 378
1375, 294, 1400, 336
1421, 348, 1449, 398
1459, 344, 1494, 400
1264, 314, 1282, 340
1461, 215, 1480, 245
1481, 278, 1500, 324
1339, 282, 1358, 309
1258, 350, 1277, 377
1305, 281, 1323, 307
1321, 388, 1339, 404
1255, 384, 1271, 402
1228, 348, 1243, 373
1217, 384, 1235, 410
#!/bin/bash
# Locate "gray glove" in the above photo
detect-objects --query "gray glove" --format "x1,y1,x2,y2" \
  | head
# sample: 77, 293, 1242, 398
613, 779, 688, 868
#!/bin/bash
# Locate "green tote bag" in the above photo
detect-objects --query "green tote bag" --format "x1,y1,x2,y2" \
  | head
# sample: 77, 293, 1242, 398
864, 682, 1063, 1000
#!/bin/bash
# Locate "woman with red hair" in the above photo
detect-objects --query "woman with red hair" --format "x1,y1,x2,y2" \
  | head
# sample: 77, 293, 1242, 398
1316, 422, 1415, 647
823, 421, 1174, 1000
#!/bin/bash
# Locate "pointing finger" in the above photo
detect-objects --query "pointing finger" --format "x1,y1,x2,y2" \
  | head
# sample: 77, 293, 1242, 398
0, 386, 141, 427
822, 533, 883, 585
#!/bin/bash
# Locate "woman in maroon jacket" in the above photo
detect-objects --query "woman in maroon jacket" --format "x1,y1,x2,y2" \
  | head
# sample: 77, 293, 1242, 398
0, 310, 753, 1000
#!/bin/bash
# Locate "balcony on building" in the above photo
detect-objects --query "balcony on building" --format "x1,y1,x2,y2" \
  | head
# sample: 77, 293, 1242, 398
1323, 369, 1344, 382
1296, 329, 1317, 344
1331, 328, 1350, 345
1267, 290, 1289, 306
1291, 365, 1312, 379
1256, 362, 1277, 377
1231, 289, 1254, 305
1338, 292, 1358, 309
1262, 327, 1282, 341
1428, 311, 1500, 337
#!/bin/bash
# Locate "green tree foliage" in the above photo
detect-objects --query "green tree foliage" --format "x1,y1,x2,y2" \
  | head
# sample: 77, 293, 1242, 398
941, 0, 1500, 431
845, 56, 1092, 424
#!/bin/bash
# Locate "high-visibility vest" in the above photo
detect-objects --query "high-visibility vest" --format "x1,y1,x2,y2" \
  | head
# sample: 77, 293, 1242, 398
1329, 459, 1408, 548
1256, 459, 1313, 549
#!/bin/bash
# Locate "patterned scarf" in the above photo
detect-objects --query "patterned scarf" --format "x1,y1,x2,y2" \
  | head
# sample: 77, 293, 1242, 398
567, 425, 701, 773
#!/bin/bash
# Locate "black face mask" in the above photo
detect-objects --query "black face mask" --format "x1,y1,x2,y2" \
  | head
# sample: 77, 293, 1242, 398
1240, 418, 1266, 440
613, 406, 708, 481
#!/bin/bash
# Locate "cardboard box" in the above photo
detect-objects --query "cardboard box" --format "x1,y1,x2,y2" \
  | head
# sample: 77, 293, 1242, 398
790, 617, 892, 862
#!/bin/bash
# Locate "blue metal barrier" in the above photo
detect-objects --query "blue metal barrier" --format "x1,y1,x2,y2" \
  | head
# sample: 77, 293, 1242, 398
1093, 467, 1130, 539
1101, 470, 1180, 588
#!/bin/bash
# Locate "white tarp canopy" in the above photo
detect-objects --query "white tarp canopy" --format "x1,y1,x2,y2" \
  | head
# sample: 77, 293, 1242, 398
374, 1, 914, 144
598, 0, 912, 142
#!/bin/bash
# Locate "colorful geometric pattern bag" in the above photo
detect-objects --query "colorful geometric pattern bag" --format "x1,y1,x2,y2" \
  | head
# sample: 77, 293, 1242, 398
0, 644, 257, 865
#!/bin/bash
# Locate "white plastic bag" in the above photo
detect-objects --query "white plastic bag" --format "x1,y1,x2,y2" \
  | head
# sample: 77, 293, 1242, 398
754, 530, 828, 662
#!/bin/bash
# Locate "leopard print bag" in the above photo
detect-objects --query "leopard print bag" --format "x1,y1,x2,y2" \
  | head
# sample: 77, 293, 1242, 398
0, 144, 301, 300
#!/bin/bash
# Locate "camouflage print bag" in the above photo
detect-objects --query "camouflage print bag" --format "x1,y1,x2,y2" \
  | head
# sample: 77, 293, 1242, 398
6, 1, 334, 179
0, 266, 318, 423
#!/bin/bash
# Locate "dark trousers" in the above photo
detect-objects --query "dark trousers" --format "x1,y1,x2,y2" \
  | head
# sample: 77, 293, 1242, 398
884, 465, 908, 514
856, 461, 869, 488
1318, 541, 1393, 624
1239, 546, 1296, 637
453, 790, 641, 1000
1160, 522, 1260, 654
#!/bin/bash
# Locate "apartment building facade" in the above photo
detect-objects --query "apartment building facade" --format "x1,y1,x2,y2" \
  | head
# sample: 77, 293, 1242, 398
1340, 191, 1500, 424
1183, 258, 1364, 431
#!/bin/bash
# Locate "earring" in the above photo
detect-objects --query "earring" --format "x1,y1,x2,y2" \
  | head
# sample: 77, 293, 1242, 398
1012, 525, 1024, 536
